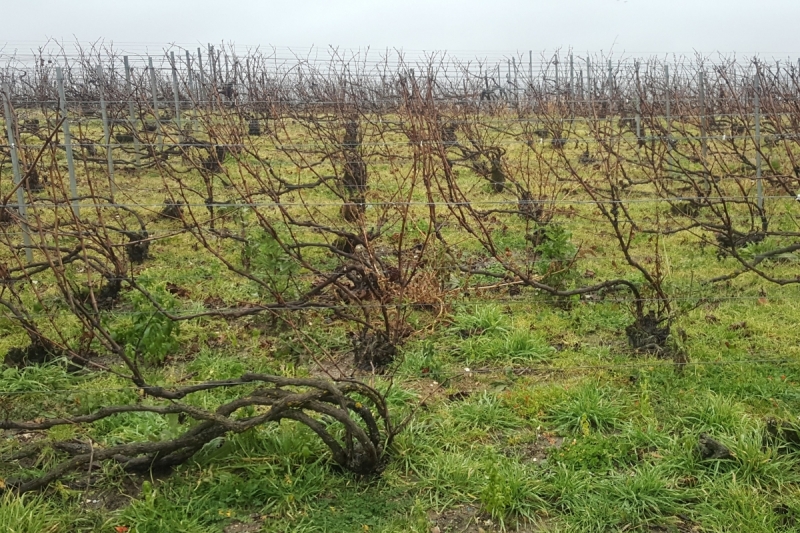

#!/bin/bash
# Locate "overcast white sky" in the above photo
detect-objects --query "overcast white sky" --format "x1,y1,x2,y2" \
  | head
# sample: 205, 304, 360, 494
1, 0, 798, 58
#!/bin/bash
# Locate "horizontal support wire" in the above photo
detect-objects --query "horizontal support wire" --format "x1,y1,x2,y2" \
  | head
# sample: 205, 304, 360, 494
2, 356, 800, 396
0, 294, 798, 323
1, 197, 798, 209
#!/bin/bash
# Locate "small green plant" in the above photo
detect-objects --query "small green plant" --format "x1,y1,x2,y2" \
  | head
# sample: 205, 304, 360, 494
503, 328, 555, 363
119, 480, 215, 533
90, 411, 171, 447
555, 433, 637, 471
450, 392, 525, 432
602, 465, 685, 528
547, 384, 624, 433
533, 223, 577, 283
549, 465, 687, 531
481, 462, 514, 524
481, 459, 546, 528
0, 362, 75, 393
451, 304, 510, 337
682, 392, 750, 434
111, 279, 180, 364
458, 327, 554, 365
401, 339, 447, 381
0, 491, 65, 532
739, 238, 799, 264
243, 227, 299, 299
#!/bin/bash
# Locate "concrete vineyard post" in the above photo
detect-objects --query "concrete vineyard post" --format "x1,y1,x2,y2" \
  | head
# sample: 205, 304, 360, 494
512, 57, 518, 103
170, 51, 182, 140
2, 84, 33, 262
664, 64, 672, 175
587, 57, 592, 102
123, 56, 141, 168
634, 61, 642, 143
209, 45, 217, 90
148, 56, 162, 152
528, 50, 532, 96
97, 65, 115, 199
186, 50, 198, 130
699, 69, 707, 161
569, 53, 574, 115
198, 48, 208, 110
554, 55, 559, 96
754, 66, 763, 212
56, 67, 80, 217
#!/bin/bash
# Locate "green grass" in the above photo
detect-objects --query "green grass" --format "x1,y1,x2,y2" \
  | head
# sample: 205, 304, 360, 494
0, 492, 66, 533
5, 292, 800, 532
2, 112, 800, 532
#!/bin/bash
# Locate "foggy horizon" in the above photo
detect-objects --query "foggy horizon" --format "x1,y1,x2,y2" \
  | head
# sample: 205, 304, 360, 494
1, 0, 798, 59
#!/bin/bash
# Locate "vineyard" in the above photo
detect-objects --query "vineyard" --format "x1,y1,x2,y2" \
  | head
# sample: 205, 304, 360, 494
1, 43, 800, 532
